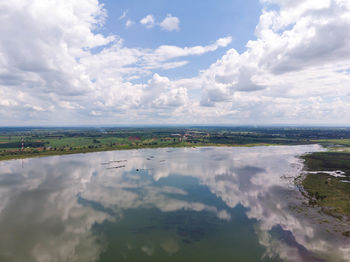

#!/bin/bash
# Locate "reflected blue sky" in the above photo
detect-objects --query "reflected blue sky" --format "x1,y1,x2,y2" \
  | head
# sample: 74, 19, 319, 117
0, 145, 349, 261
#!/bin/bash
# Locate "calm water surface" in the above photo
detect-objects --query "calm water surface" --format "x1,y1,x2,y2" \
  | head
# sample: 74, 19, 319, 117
0, 145, 349, 262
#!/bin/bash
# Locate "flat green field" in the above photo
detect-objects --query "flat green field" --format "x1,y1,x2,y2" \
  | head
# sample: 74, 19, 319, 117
1, 126, 350, 164
311, 139, 350, 146
0, 127, 311, 161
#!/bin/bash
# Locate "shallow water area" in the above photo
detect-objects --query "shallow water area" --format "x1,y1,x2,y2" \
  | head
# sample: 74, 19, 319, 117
0, 145, 349, 262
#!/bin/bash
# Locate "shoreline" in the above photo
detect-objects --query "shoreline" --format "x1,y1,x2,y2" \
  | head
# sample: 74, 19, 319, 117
0, 142, 279, 162
298, 151, 350, 227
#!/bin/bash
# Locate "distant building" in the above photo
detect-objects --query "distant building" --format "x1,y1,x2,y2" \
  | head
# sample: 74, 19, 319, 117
128, 136, 141, 141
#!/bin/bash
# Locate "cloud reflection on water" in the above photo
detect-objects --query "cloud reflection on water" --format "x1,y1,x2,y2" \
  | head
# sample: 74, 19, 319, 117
0, 145, 349, 261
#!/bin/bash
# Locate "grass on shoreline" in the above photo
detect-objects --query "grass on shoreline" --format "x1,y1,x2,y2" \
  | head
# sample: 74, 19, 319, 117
301, 152, 350, 223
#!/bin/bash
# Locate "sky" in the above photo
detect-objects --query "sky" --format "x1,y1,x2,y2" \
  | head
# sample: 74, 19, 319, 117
1, 0, 350, 126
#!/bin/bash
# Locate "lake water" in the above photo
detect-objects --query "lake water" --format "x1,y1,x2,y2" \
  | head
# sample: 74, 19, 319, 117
0, 145, 349, 262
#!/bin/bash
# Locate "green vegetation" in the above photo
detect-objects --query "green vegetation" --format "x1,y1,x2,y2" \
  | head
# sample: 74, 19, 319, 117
302, 173, 350, 221
311, 139, 350, 146
302, 152, 350, 175
2, 126, 350, 161
301, 152, 350, 223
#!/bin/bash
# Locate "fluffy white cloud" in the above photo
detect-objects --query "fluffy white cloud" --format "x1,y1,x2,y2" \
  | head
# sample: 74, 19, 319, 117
140, 14, 155, 28
191, 0, 350, 123
0, 0, 115, 124
0, 0, 233, 125
140, 14, 180, 32
1, 0, 350, 125
160, 14, 180, 31
142, 73, 189, 109
141, 36, 232, 69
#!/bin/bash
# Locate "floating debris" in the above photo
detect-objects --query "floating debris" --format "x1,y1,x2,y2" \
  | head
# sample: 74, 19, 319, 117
136, 168, 152, 171
101, 160, 127, 165
106, 165, 126, 169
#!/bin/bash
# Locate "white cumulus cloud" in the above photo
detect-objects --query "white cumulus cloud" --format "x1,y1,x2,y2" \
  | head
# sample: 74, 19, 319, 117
1, 0, 350, 125
140, 14, 155, 29
160, 14, 180, 31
